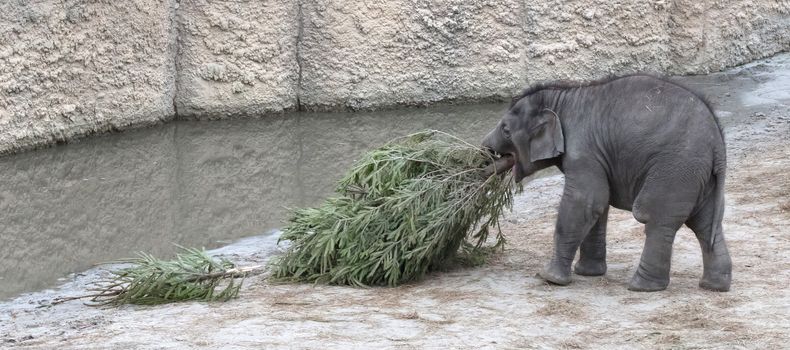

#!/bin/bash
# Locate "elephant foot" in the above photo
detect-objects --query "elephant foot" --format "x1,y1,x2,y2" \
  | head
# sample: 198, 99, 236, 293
627, 271, 669, 292
700, 252, 732, 292
574, 259, 607, 276
699, 272, 731, 292
538, 262, 572, 286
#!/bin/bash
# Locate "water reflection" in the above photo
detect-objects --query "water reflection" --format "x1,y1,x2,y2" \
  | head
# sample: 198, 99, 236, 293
0, 103, 509, 299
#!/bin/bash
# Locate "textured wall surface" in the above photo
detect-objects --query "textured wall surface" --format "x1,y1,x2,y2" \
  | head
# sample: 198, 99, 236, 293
301, 0, 790, 110
175, 0, 300, 118
1, 0, 789, 153
0, 0, 177, 154
669, 0, 790, 73
522, 1, 673, 82
299, 0, 525, 110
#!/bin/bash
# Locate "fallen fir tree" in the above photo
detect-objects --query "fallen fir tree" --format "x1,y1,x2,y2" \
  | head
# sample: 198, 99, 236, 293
270, 130, 518, 286
54, 130, 515, 306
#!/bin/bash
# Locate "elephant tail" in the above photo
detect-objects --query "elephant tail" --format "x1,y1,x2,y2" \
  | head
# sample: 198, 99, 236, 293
709, 143, 726, 251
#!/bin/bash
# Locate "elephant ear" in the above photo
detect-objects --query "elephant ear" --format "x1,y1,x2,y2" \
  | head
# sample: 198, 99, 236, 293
528, 109, 565, 162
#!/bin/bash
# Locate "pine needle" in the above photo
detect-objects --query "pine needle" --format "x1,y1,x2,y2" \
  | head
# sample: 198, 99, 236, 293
270, 130, 518, 286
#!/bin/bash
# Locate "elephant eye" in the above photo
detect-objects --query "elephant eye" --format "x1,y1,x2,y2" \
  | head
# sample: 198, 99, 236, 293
502, 123, 511, 139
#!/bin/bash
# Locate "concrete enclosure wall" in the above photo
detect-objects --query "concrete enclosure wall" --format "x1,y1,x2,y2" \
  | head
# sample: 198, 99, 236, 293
175, 0, 300, 118
1, 0, 789, 153
0, 0, 178, 154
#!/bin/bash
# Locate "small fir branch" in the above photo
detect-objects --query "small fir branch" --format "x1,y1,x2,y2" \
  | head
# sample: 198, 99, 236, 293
53, 247, 263, 306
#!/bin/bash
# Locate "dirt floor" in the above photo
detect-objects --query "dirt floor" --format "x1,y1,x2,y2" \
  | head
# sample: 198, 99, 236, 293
2, 55, 789, 349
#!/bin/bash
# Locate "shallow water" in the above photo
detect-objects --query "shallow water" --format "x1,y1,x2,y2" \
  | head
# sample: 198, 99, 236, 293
0, 103, 510, 299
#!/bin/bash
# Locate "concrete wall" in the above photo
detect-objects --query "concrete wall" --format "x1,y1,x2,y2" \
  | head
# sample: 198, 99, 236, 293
300, 0, 790, 110
1, 0, 789, 153
299, 0, 525, 110
0, 0, 178, 154
175, 0, 300, 118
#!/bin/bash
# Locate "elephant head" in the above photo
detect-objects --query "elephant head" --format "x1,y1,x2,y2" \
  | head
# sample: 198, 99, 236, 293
481, 95, 565, 182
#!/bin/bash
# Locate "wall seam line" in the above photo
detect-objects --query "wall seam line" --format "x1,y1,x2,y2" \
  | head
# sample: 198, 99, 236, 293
171, 0, 182, 119
295, 0, 305, 112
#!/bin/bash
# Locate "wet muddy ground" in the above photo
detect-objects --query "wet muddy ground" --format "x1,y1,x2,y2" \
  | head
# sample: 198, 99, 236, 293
1, 53, 789, 349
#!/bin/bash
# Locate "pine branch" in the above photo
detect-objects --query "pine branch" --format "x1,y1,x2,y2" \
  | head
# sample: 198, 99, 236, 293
52, 249, 265, 306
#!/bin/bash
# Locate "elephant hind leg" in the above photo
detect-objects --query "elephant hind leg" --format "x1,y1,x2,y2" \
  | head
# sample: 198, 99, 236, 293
629, 175, 700, 292
686, 199, 732, 292
574, 206, 609, 276
628, 221, 684, 291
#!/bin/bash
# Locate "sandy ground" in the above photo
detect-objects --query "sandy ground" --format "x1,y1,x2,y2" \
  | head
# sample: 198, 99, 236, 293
2, 55, 789, 349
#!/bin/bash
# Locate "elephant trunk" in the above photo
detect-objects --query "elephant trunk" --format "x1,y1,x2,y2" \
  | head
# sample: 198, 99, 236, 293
482, 154, 515, 177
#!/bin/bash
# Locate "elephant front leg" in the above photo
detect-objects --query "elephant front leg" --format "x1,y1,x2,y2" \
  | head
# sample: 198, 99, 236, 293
574, 206, 609, 276
540, 181, 609, 285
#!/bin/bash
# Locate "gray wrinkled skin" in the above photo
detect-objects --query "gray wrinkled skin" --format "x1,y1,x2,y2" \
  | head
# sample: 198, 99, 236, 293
482, 75, 732, 292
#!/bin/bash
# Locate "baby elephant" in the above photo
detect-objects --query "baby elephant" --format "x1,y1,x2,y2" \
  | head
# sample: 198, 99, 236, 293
482, 75, 731, 292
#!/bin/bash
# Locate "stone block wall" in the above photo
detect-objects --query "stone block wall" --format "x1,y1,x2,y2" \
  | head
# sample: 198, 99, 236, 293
298, 0, 525, 110
0, 0, 177, 153
175, 0, 300, 118
1, 0, 788, 154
